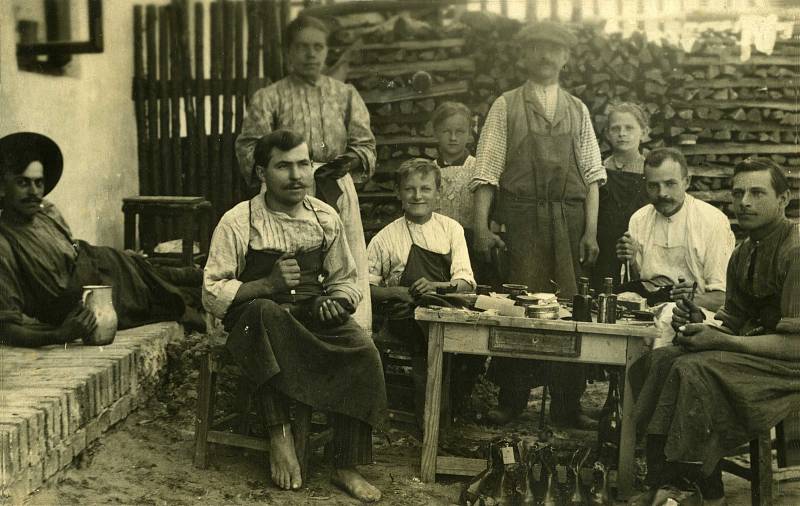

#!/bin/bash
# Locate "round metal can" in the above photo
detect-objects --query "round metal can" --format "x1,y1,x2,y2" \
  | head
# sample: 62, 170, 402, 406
525, 302, 560, 320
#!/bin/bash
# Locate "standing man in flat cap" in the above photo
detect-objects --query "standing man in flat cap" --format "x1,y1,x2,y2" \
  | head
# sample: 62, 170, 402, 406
471, 21, 606, 428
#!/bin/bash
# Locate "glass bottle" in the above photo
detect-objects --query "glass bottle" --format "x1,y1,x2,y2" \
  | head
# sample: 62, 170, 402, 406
572, 277, 593, 322
597, 277, 617, 324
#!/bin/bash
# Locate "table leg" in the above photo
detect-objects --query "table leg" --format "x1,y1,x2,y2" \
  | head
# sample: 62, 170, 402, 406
618, 335, 647, 499
181, 212, 194, 266
123, 211, 136, 251
420, 322, 445, 482
441, 354, 452, 430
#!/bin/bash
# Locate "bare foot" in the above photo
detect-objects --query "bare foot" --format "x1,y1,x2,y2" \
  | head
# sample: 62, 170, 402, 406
268, 424, 302, 491
331, 467, 382, 502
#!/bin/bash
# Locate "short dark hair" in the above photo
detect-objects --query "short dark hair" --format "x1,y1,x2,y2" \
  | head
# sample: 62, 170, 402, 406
396, 158, 441, 189
252, 130, 306, 181
286, 16, 330, 47
733, 157, 790, 195
431, 101, 473, 131
645, 147, 688, 178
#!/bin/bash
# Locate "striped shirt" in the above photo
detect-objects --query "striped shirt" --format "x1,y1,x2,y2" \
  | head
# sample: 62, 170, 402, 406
202, 195, 360, 319
470, 82, 606, 190
367, 214, 476, 289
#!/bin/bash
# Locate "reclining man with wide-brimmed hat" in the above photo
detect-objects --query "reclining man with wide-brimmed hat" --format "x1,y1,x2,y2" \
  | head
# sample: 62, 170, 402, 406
0, 132, 203, 347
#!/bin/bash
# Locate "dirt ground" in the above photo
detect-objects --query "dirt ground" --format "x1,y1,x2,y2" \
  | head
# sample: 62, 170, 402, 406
24, 331, 800, 505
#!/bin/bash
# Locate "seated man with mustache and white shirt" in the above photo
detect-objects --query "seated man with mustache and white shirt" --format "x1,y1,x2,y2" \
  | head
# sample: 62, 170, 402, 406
616, 148, 735, 313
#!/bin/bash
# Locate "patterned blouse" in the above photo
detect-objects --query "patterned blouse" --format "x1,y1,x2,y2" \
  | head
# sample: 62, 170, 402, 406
436, 155, 476, 230
235, 74, 376, 185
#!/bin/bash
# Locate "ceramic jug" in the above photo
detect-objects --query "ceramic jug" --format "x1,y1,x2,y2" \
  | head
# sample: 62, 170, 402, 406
82, 285, 118, 346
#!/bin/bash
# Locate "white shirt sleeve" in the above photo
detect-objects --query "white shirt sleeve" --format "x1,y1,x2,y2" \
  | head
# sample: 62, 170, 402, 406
700, 211, 736, 293
202, 214, 246, 320
449, 222, 476, 288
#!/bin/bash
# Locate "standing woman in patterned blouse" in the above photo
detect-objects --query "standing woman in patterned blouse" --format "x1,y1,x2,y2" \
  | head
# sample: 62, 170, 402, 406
236, 16, 376, 334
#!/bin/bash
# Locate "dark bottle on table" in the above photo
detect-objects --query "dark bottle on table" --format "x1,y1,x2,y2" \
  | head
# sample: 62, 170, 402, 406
597, 371, 622, 456
597, 277, 617, 324
572, 277, 593, 322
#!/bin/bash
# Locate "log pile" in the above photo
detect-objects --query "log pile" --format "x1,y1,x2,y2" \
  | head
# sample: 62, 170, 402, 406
322, 7, 798, 239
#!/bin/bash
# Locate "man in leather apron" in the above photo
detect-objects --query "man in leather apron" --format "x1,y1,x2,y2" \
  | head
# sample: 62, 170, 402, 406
203, 131, 385, 502
616, 148, 734, 313
368, 159, 479, 426
471, 22, 606, 428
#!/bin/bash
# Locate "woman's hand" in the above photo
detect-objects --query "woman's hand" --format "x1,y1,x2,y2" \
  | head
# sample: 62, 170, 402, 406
671, 298, 704, 332
674, 323, 729, 352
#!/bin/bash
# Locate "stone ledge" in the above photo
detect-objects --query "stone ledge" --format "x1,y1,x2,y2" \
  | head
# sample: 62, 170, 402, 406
0, 322, 182, 502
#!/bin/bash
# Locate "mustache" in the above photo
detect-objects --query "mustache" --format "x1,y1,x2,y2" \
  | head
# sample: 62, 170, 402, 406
22, 197, 41, 204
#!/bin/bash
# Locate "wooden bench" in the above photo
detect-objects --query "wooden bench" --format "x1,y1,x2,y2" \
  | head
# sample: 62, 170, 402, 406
192, 346, 333, 481
122, 196, 212, 266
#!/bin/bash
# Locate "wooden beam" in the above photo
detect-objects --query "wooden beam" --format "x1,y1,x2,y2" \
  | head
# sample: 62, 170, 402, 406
436, 456, 485, 477
674, 100, 798, 112
301, 1, 468, 17
361, 80, 469, 104
682, 77, 795, 89
672, 119, 798, 132
680, 55, 800, 66
376, 135, 437, 146
680, 143, 800, 155
348, 57, 475, 79
333, 38, 465, 52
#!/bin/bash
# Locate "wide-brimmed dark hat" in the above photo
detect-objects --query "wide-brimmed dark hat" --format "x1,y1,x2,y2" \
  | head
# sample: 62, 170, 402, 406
0, 132, 63, 195
515, 21, 578, 48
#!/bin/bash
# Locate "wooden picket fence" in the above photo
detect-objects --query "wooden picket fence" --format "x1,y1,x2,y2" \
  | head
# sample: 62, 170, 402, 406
131, 0, 293, 240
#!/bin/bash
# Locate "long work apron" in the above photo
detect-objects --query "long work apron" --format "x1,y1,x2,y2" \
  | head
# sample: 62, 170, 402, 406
494, 86, 588, 297
593, 168, 648, 288
222, 200, 386, 427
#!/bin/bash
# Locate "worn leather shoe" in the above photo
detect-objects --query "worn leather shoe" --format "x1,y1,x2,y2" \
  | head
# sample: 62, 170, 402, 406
485, 407, 516, 426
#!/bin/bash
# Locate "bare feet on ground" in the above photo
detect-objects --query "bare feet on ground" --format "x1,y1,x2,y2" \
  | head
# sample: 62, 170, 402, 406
331, 467, 382, 502
268, 424, 302, 490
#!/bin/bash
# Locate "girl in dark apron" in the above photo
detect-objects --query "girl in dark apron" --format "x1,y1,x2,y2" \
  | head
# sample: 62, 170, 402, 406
222, 198, 386, 469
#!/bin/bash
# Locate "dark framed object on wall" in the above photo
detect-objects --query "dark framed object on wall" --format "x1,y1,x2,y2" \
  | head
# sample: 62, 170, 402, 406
16, 0, 104, 57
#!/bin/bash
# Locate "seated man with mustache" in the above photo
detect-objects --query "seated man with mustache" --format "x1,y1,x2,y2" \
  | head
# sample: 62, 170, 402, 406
0, 132, 202, 348
203, 130, 385, 502
616, 148, 735, 312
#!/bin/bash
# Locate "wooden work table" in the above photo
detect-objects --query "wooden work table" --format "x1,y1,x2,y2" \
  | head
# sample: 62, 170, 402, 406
414, 306, 660, 499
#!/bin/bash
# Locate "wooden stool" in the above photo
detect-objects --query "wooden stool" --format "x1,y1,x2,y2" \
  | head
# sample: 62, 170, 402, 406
721, 415, 800, 505
193, 346, 333, 482
122, 196, 212, 266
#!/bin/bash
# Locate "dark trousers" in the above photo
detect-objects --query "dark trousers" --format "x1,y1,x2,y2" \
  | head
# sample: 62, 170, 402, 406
256, 384, 373, 468
645, 435, 725, 499
488, 357, 586, 421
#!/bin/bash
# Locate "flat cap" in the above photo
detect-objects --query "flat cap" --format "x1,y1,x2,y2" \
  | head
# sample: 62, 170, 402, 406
514, 21, 577, 48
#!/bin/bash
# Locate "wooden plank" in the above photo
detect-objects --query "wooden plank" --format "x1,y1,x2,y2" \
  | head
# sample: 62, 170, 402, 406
301, 0, 460, 17
245, 0, 261, 102
261, 1, 273, 83
168, 5, 183, 197
334, 38, 464, 52
361, 80, 469, 104
145, 6, 159, 196
376, 135, 437, 146
672, 119, 798, 133
682, 77, 794, 89
436, 456, 485, 477
206, 430, 269, 452
674, 100, 798, 112
133, 5, 148, 196
221, 1, 235, 210
750, 434, 773, 505
689, 190, 732, 203
175, 0, 197, 197
233, 1, 245, 203
209, 2, 222, 219
348, 57, 475, 79
158, 5, 172, 238
680, 143, 799, 155
420, 322, 445, 482
194, 2, 209, 200
680, 54, 800, 66
689, 165, 800, 179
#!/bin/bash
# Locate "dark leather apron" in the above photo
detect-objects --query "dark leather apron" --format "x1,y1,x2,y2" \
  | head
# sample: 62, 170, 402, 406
494, 85, 587, 298
222, 198, 387, 426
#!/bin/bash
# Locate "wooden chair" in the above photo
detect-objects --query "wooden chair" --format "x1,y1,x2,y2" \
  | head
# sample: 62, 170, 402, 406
122, 196, 212, 266
721, 414, 800, 505
192, 345, 333, 481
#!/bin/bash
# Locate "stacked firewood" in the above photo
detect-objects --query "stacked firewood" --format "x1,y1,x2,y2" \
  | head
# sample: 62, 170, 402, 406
324, 8, 798, 237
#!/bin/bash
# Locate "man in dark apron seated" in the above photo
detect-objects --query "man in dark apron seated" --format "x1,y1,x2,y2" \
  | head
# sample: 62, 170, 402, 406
0, 132, 200, 347
202, 130, 386, 502
616, 148, 735, 310
367, 158, 482, 426
628, 158, 800, 505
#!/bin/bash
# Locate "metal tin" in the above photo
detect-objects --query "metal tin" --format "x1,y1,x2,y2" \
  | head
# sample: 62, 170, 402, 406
529, 292, 557, 305
525, 302, 560, 320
